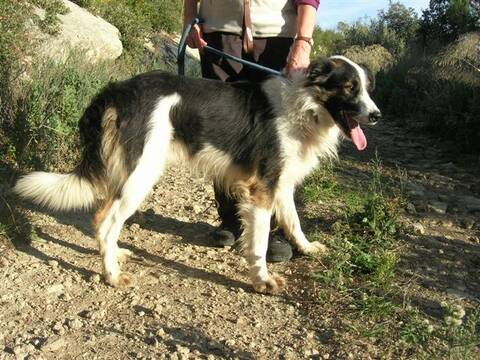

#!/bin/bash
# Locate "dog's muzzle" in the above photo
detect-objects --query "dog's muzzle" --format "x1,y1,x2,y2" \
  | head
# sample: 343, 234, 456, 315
369, 110, 382, 125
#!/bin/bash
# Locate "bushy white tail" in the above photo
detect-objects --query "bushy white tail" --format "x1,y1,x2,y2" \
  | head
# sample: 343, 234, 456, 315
14, 171, 97, 211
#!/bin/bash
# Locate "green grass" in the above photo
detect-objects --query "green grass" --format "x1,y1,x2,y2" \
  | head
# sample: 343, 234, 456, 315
0, 0, 189, 253
3, 54, 123, 171
301, 158, 480, 358
77, 0, 183, 59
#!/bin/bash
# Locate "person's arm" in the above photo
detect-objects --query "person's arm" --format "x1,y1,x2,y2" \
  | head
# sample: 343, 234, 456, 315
183, 0, 207, 50
285, 2, 319, 77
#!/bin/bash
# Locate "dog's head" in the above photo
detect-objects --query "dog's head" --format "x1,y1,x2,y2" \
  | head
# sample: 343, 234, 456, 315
306, 56, 381, 151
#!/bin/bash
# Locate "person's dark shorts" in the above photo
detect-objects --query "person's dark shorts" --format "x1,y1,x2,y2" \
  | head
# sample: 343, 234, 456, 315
200, 32, 293, 83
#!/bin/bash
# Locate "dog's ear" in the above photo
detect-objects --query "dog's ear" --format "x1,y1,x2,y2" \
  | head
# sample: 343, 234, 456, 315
307, 58, 336, 87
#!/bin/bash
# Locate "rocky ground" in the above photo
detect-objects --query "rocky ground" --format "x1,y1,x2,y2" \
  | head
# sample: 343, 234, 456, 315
1, 119, 479, 359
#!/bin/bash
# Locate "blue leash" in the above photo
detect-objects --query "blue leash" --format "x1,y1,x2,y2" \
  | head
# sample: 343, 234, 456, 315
177, 18, 283, 77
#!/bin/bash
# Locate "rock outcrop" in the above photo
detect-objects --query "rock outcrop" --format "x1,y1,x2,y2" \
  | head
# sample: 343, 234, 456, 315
32, 0, 123, 63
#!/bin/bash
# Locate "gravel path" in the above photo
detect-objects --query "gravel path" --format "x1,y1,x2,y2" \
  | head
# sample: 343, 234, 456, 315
1, 169, 321, 359
1, 119, 479, 359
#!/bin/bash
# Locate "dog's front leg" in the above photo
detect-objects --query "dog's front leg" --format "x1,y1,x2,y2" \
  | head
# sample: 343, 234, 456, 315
275, 185, 327, 255
239, 202, 285, 294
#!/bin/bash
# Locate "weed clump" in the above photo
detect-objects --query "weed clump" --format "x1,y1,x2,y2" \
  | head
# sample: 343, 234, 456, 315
303, 158, 479, 358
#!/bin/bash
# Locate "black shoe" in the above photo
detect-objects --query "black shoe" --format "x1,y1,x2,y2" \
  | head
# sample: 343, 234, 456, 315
211, 224, 238, 247
266, 232, 293, 263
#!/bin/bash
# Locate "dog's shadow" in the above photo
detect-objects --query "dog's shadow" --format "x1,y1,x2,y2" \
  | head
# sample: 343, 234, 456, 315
17, 204, 252, 291
127, 209, 217, 247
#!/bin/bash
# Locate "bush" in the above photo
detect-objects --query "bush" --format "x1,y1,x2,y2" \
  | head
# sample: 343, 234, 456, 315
79, 0, 183, 57
342, 44, 394, 74
1, 0, 183, 172
312, 27, 346, 57
374, 47, 480, 153
1, 53, 132, 172
433, 32, 480, 86
338, 19, 409, 57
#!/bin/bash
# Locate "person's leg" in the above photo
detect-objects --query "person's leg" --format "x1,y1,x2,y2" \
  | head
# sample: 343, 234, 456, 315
243, 37, 294, 82
211, 184, 243, 246
200, 32, 245, 246
199, 34, 295, 261
245, 37, 295, 262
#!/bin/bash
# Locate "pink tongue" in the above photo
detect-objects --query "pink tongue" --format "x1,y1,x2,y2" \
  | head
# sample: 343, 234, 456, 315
347, 118, 367, 151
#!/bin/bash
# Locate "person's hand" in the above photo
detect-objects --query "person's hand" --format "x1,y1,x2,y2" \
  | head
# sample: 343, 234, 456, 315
186, 23, 207, 53
285, 39, 312, 78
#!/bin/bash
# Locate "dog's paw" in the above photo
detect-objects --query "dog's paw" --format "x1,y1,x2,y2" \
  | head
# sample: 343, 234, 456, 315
253, 274, 286, 294
106, 272, 133, 288
117, 248, 132, 263
299, 241, 327, 255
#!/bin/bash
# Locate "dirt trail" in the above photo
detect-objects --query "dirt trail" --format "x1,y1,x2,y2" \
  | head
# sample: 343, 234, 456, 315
1, 120, 479, 359
350, 120, 480, 303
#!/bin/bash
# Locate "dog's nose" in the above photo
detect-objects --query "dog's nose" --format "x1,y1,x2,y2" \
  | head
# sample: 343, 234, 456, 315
369, 111, 382, 124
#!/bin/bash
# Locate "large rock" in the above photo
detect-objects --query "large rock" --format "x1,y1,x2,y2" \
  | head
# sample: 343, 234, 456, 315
33, 0, 122, 63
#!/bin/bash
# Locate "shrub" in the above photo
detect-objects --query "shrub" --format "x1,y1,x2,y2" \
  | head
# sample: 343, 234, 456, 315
78, 0, 183, 58
342, 44, 394, 74
433, 32, 480, 86
31, 0, 69, 34
374, 45, 480, 153
312, 27, 346, 57
2, 53, 130, 172
338, 19, 410, 57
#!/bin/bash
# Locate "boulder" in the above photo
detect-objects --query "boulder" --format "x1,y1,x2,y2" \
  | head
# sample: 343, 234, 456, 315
32, 0, 122, 63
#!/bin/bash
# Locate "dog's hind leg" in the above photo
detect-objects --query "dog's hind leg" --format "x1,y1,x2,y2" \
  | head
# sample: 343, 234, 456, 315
98, 168, 160, 287
238, 184, 285, 294
96, 95, 179, 287
274, 185, 327, 255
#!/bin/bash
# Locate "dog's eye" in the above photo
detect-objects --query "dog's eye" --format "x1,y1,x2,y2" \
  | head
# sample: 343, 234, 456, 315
344, 84, 355, 92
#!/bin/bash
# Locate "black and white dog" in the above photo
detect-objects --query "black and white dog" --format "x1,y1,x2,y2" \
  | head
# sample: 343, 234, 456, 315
14, 56, 381, 293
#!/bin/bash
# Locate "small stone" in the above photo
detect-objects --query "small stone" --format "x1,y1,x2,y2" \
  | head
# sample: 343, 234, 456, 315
461, 218, 475, 230
193, 204, 203, 214
13, 345, 26, 356
406, 202, 416, 214
427, 201, 447, 214
138, 311, 145, 317
129, 223, 140, 231
440, 219, 454, 228
47, 260, 58, 268
59, 293, 72, 301
154, 304, 163, 316
66, 318, 83, 330
52, 321, 64, 334
80, 309, 105, 320
225, 339, 236, 347
206, 250, 216, 258
42, 337, 66, 352
175, 345, 190, 355
236, 317, 247, 326
46, 284, 64, 294
90, 274, 101, 283
144, 336, 157, 346
412, 223, 425, 235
